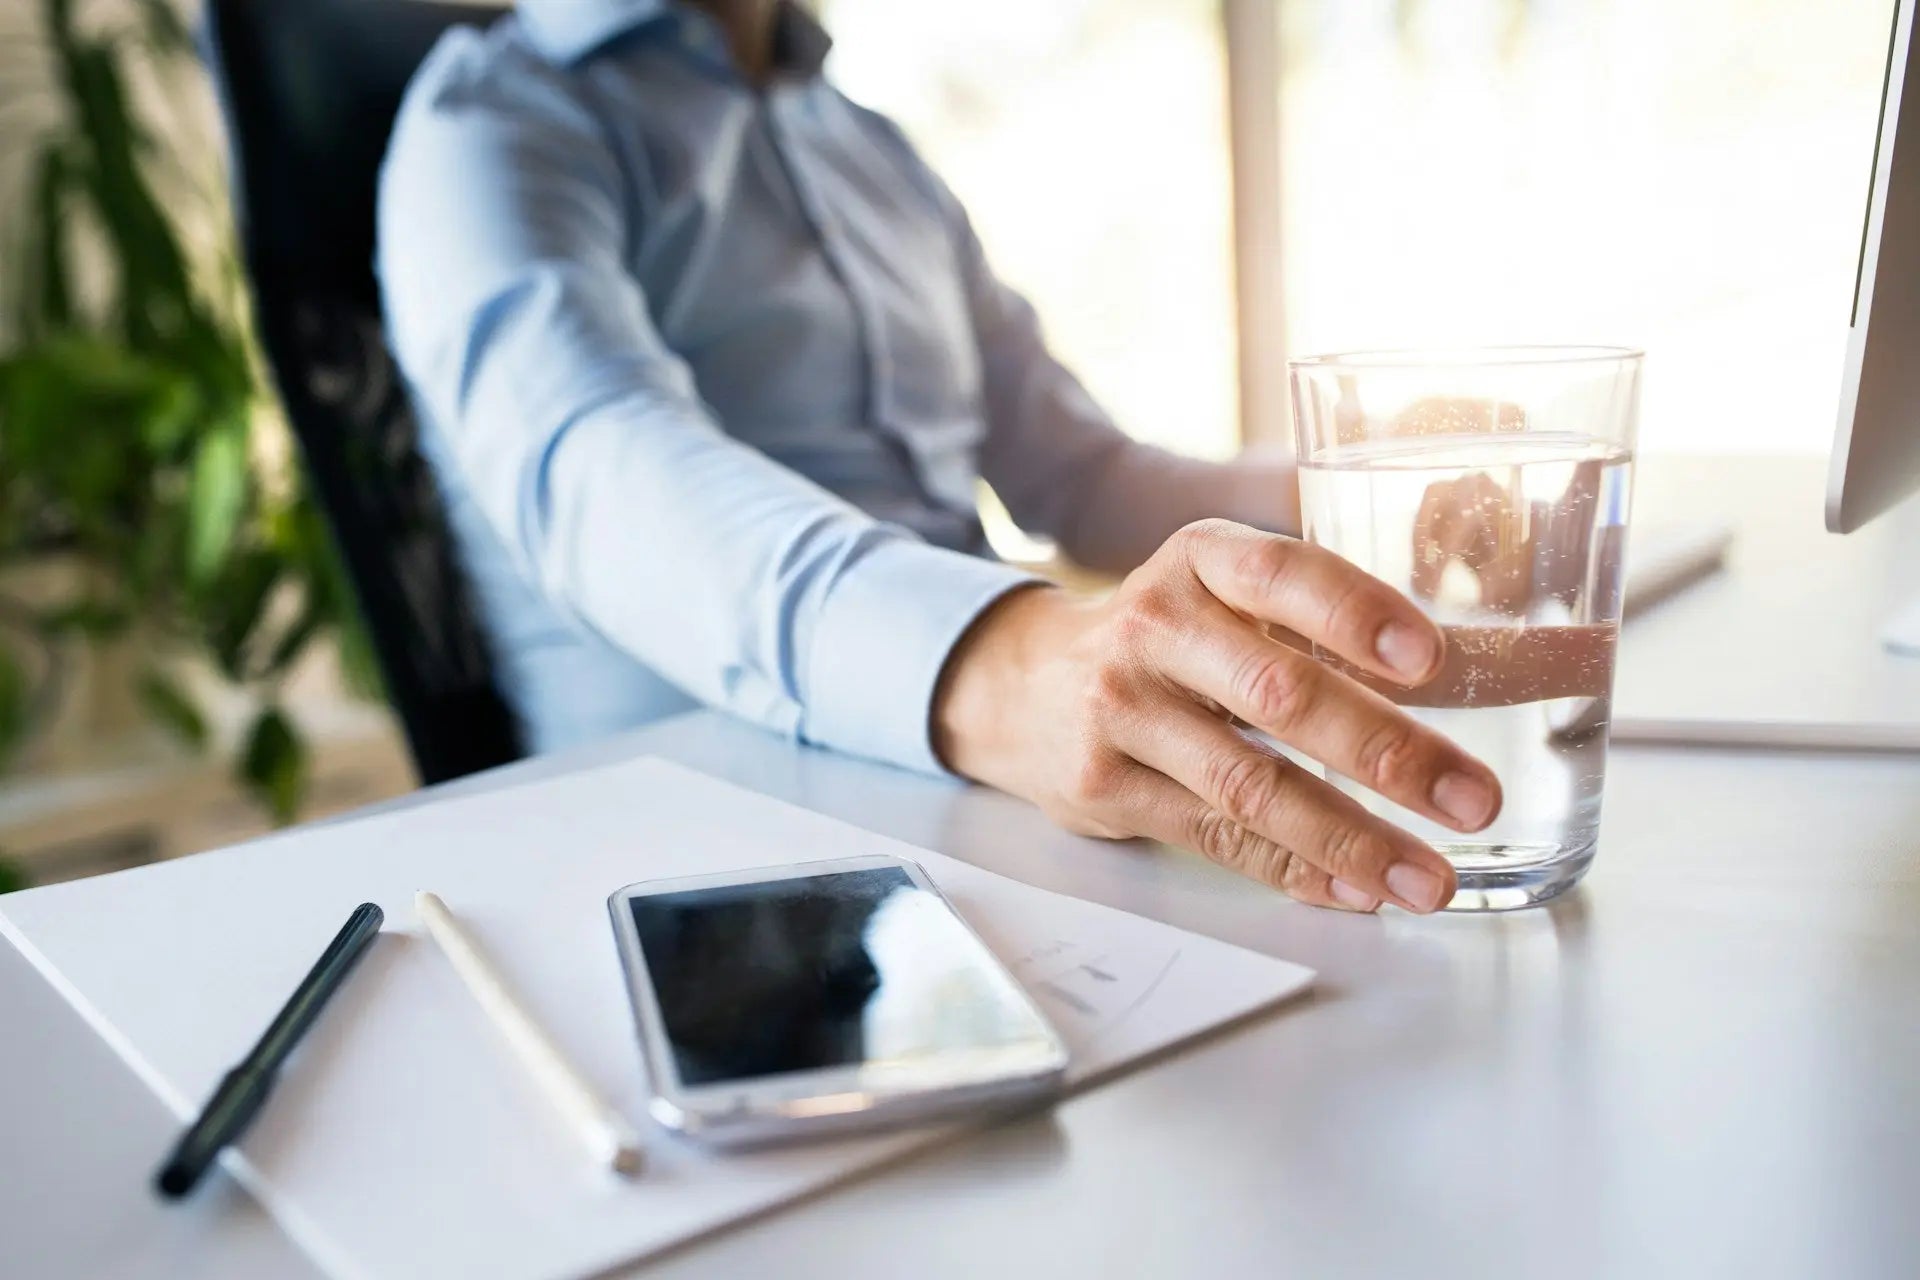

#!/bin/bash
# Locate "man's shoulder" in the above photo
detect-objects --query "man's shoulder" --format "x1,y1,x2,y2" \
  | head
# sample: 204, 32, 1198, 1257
398, 14, 585, 124
376, 16, 616, 289
829, 90, 920, 159
380, 11, 635, 207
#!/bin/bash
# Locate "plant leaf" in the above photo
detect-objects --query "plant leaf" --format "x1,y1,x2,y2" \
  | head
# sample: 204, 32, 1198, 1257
260, 596, 325, 679
0, 643, 28, 764
26, 144, 75, 336
60, 41, 192, 345
238, 705, 307, 826
0, 852, 27, 895
38, 597, 133, 638
186, 424, 248, 587
136, 666, 208, 751
138, 374, 201, 457
200, 548, 281, 678
335, 611, 385, 702
0, 336, 181, 528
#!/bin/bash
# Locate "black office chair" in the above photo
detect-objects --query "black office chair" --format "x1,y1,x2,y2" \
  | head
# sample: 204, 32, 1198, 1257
201, 0, 522, 784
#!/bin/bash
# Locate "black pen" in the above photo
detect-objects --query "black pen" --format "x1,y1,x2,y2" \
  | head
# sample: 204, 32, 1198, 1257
154, 902, 385, 1199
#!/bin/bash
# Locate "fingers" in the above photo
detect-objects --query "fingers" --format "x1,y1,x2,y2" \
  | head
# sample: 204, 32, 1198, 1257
1114, 702, 1460, 913
1161, 519, 1610, 708
1150, 598, 1501, 833
1169, 520, 1444, 688
1104, 762, 1380, 912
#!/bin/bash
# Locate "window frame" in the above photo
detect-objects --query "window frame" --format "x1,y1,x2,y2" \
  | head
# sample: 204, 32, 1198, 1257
1221, 0, 1291, 446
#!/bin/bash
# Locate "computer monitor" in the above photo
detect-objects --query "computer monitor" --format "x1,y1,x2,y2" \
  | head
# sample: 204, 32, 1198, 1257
1832, 0, 1920, 653
1831, 0, 1920, 537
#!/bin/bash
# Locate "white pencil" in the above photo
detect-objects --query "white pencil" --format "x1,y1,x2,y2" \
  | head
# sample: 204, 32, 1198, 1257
414, 891, 644, 1177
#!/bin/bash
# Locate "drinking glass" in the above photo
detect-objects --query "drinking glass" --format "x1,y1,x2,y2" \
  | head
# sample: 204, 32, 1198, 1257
1289, 346, 1642, 910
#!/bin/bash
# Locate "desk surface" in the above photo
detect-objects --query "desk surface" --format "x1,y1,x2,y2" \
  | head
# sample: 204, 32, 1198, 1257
1615, 454, 1920, 736
5, 456, 1920, 1280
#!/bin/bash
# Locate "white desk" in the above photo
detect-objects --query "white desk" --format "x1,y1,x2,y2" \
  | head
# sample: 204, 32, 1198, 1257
1614, 455, 1920, 742
5, 457, 1920, 1279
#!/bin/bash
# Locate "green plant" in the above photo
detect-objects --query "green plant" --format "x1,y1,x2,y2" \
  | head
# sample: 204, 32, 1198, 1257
0, 0, 376, 827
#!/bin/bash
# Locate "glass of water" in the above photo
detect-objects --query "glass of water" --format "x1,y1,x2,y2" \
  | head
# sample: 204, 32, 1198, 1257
1289, 346, 1642, 911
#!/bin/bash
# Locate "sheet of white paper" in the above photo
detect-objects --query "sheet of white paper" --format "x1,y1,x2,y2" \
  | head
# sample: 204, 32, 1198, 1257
0, 757, 1312, 1280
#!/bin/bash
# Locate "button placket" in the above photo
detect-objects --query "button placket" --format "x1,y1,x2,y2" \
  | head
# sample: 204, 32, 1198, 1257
762, 94, 891, 430
762, 91, 976, 531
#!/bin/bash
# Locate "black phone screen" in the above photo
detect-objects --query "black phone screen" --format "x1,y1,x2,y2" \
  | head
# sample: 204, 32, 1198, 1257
629, 866, 1052, 1087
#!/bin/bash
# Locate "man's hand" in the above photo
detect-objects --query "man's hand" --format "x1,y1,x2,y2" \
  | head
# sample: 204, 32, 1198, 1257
933, 520, 1503, 914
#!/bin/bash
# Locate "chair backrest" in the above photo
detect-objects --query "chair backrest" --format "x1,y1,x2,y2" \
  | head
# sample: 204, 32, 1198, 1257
201, 0, 522, 784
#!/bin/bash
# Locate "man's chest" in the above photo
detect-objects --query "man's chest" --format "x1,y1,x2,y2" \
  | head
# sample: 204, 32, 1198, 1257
586, 66, 984, 446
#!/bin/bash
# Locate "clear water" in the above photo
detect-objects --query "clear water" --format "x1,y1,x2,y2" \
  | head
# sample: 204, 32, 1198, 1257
1298, 433, 1633, 910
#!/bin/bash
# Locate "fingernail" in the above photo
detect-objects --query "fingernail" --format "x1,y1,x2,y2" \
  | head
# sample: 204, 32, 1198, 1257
1386, 862, 1449, 913
1375, 622, 1438, 680
1329, 879, 1379, 912
1432, 771, 1495, 830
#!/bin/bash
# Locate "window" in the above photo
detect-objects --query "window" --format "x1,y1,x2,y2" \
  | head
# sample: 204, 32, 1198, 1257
826, 0, 1896, 459
1265, 0, 1893, 454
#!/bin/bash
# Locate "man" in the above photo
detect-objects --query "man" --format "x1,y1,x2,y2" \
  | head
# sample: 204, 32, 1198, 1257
377, 0, 1502, 915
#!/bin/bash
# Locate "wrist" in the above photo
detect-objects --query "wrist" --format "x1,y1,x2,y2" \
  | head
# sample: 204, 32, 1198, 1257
1233, 456, 1302, 539
931, 583, 1069, 782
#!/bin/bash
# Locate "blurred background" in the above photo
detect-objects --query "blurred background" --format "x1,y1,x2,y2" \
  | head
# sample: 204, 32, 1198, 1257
828, 0, 1892, 458
0, 0, 1898, 887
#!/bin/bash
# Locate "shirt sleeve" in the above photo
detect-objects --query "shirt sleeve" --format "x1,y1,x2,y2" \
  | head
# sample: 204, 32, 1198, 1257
901, 149, 1300, 572
377, 37, 1035, 775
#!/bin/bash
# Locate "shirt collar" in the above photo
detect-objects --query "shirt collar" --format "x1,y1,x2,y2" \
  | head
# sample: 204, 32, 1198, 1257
517, 1, 833, 76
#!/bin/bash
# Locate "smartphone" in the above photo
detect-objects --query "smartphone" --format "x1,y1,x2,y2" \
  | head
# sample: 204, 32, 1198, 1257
607, 853, 1069, 1147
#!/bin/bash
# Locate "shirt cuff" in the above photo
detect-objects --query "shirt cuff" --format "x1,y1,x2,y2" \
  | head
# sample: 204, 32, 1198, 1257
802, 539, 1040, 777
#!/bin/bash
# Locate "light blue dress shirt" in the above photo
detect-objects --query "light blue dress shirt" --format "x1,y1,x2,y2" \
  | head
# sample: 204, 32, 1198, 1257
377, 0, 1277, 774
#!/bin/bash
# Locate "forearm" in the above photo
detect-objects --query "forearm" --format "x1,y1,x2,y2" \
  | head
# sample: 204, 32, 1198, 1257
379, 77, 1041, 776
482, 392, 1036, 773
1060, 445, 1302, 575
